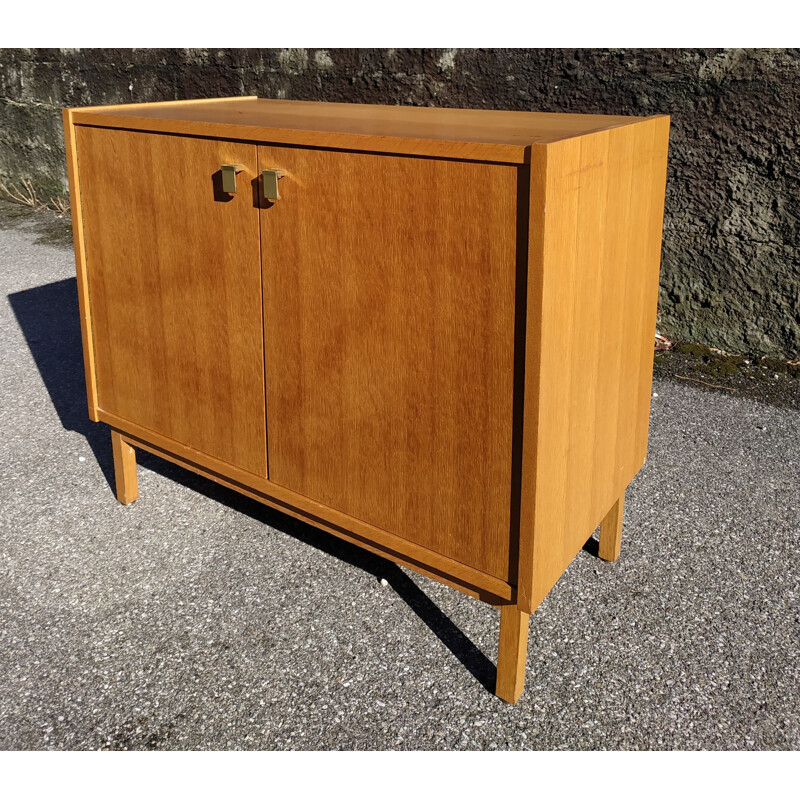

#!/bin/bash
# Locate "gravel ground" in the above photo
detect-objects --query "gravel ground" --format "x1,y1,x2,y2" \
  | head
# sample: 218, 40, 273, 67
0, 202, 798, 750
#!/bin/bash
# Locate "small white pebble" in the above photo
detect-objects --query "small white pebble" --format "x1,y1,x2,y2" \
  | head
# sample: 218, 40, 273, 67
773, 374, 779, 379
78, 457, 86, 462
652, 393, 658, 398
380, 578, 389, 587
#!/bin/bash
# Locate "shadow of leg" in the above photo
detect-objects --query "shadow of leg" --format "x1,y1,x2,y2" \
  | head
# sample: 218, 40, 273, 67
582, 534, 599, 558
8, 277, 115, 490
382, 564, 496, 693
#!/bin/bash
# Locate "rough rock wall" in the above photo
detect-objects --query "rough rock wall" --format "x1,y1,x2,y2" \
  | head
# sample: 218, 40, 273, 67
1, 48, 798, 357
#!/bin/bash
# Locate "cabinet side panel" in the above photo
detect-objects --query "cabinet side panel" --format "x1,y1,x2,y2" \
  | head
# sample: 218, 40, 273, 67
260, 146, 518, 580
63, 109, 99, 421
75, 127, 267, 476
522, 117, 670, 612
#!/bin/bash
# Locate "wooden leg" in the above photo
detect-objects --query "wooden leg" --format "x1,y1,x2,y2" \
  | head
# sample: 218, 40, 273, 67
496, 604, 530, 704
111, 429, 139, 505
598, 492, 625, 562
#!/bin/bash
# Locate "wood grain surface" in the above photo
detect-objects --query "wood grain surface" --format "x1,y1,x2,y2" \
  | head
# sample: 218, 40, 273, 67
75, 126, 267, 475
259, 145, 519, 580
70, 98, 662, 164
63, 109, 100, 421
517, 116, 671, 613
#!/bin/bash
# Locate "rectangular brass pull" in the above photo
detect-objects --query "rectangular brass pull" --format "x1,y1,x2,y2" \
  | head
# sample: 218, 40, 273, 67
220, 164, 244, 194
262, 169, 287, 201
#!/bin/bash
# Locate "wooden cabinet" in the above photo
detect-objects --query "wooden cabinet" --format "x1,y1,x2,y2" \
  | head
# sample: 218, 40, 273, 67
64, 97, 670, 704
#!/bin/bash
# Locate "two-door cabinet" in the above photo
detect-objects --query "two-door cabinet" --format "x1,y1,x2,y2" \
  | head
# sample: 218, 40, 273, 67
64, 97, 670, 704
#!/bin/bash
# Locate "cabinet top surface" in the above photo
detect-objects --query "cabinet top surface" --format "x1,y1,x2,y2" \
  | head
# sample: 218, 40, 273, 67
69, 97, 666, 163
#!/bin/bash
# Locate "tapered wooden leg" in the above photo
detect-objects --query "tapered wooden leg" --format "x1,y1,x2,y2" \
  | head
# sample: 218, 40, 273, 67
111, 429, 138, 505
496, 605, 530, 704
598, 492, 625, 562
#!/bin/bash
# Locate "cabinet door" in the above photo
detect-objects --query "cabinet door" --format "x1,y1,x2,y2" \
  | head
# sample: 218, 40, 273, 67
76, 127, 267, 475
260, 146, 518, 579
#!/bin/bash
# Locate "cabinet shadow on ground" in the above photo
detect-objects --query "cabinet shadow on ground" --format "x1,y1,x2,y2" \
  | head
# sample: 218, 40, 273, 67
8, 277, 497, 694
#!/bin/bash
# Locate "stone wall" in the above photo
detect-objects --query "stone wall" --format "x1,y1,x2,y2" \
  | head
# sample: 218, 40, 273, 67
1, 48, 798, 357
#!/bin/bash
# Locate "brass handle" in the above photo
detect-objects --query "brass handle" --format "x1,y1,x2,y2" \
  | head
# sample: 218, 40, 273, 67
220, 164, 245, 194
262, 169, 287, 201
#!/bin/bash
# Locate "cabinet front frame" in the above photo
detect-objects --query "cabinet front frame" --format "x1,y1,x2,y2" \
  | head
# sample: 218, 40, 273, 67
64, 109, 530, 607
